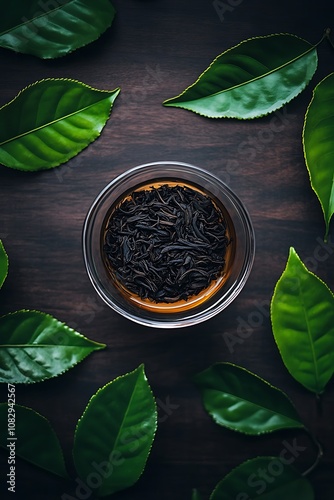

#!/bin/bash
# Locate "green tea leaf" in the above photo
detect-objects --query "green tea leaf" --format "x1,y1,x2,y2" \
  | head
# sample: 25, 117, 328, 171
163, 33, 318, 119
303, 72, 334, 240
0, 403, 67, 477
0, 240, 8, 288
271, 247, 334, 395
0, 78, 120, 171
0, 0, 116, 59
192, 488, 202, 500
0, 310, 106, 383
210, 457, 315, 499
194, 362, 304, 435
73, 364, 157, 497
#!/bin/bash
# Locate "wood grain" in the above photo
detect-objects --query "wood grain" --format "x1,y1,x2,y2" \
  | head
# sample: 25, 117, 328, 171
0, 0, 333, 498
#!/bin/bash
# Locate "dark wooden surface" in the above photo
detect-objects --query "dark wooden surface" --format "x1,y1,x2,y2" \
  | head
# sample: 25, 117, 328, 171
1, 1, 334, 499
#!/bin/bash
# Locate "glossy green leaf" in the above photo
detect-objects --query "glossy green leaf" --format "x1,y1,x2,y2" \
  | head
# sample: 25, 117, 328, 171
194, 362, 304, 435
163, 33, 318, 119
0, 0, 116, 59
0, 240, 8, 288
271, 247, 334, 395
210, 457, 314, 500
303, 73, 334, 240
0, 78, 120, 171
0, 309, 106, 383
73, 364, 157, 497
0, 403, 67, 477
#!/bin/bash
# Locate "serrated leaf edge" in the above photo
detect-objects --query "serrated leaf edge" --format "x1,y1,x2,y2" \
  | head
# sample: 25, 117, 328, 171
195, 361, 304, 435
75, 363, 158, 432
0, 0, 117, 60
0, 402, 68, 478
163, 33, 318, 120
0, 309, 106, 384
74, 364, 158, 491
270, 247, 334, 394
209, 456, 311, 500
302, 72, 334, 240
0, 239, 9, 288
0, 78, 120, 145
0, 78, 120, 171
0, 308, 106, 348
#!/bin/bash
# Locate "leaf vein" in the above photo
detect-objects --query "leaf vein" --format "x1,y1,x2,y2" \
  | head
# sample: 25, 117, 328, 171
0, 99, 110, 147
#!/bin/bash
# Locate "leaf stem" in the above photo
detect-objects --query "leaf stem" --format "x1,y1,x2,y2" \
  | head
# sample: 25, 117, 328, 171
302, 430, 324, 476
313, 28, 331, 49
315, 392, 323, 416
192, 488, 202, 500
324, 28, 334, 50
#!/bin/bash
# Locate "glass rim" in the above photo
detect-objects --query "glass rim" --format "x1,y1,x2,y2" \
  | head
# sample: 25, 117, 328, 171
82, 161, 256, 328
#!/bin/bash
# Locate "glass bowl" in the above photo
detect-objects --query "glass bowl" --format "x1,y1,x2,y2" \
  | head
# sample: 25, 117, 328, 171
82, 161, 255, 328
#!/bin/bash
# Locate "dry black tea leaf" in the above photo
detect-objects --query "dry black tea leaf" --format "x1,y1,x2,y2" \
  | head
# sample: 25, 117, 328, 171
103, 183, 232, 305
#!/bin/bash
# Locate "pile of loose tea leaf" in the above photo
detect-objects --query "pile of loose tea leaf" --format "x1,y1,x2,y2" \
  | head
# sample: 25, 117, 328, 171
103, 184, 230, 303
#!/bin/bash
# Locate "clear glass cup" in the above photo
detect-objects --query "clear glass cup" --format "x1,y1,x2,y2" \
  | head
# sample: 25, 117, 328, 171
82, 161, 255, 328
